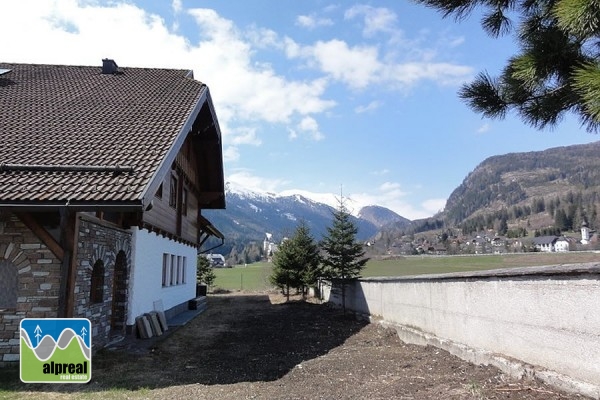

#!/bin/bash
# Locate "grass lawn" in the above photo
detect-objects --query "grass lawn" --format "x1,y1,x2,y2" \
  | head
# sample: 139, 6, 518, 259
213, 262, 274, 292
213, 252, 600, 292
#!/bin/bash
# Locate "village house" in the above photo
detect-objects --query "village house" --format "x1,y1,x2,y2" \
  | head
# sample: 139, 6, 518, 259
0, 61, 225, 365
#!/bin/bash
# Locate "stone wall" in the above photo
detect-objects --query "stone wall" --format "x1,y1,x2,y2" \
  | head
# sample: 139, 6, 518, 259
0, 213, 132, 366
73, 216, 131, 350
0, 213, 61, 367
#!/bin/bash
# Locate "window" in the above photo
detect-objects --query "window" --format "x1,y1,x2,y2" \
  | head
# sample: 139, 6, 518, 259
90, 260, 105, 303
182, 257, 187, 284
162, 253, 187, 287
170, 254, 176, 285
162, 254, 169, 287
155, 183, 163, 199
169, 175, 178, 208
182, 188, 188, 216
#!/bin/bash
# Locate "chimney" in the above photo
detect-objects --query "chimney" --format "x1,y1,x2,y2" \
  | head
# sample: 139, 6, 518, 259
102, 59, 119, 74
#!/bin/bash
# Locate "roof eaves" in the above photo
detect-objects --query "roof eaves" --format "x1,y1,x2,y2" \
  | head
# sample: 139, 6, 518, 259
0, 200, 144, 212
138, 86, 208, 209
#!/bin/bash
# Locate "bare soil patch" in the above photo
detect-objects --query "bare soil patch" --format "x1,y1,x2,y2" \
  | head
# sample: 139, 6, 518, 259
2, 292, 584, 399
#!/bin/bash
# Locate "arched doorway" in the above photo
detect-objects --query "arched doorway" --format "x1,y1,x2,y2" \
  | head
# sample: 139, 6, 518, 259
111, 251, 128, 334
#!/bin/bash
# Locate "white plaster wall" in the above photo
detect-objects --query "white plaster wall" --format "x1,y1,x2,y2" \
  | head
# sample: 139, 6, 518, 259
324, 266, 600, 390
127, 228, 197, 325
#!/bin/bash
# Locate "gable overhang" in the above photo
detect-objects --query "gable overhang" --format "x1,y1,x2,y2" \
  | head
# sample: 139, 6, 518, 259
0, 200, 144, 212
139, 86, 225, 211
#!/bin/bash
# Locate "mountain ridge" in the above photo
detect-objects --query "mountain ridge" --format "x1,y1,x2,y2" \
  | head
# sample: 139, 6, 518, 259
202, 185, 408, 262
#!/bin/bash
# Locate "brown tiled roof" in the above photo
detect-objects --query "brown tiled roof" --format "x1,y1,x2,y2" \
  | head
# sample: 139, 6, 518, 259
0, 62, 210, 208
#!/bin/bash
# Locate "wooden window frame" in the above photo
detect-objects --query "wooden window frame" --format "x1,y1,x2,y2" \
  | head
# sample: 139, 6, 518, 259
182, 188, 188, 217
169, 175, 178, 209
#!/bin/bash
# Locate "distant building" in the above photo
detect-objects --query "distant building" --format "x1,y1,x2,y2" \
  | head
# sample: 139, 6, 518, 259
581, 221, 592, 245
206, 253, 227, 267
532, 236, 572, 252
532, 236, 558, 252
554, 237, 570, 252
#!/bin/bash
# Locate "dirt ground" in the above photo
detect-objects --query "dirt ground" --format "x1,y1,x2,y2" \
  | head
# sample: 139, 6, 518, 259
1, 292, 585, 399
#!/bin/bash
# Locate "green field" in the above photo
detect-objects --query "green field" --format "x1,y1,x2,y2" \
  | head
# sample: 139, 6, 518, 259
213, 252, 600, 292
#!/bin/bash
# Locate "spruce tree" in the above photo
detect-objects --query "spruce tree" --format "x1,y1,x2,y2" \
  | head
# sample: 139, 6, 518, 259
269, 221, 320, 301
293, 221, 321, 298
197, 255, 216, 288
270, 238, 300, 301
320, 198, 369, 314
415, 0, 600, 132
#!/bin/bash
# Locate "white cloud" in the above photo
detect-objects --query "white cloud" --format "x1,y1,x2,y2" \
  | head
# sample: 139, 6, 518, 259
422, 199, 446, 215
299, 39, 381, 89
286, 38, 473, 90
228, 127, 262, 146
355, 101, 382, 114
344, 5, 398, 37
172, 0, 182, 14
298, 116, 324, 141
477, 123, 491, 134
287, 128, 298, 140
379, 182, 403, 193
186, 9, 337, 124
223, 146, 240, 163
296, 15, 334, 29
246, 26, 281, 49
227, 171, 289, 193
372, 169, 390, 175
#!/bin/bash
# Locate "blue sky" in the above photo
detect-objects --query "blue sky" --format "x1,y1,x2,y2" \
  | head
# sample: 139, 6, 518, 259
2, 0, 597, 219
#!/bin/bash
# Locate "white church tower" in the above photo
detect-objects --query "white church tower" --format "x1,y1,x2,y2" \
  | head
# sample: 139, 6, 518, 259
581, 221, 591, 245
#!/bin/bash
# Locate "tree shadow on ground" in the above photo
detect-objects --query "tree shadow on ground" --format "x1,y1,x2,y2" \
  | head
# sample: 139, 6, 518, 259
1, 294, 368, 395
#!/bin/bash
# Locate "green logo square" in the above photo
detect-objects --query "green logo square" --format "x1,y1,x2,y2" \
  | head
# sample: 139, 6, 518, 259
20, 318, 91, 383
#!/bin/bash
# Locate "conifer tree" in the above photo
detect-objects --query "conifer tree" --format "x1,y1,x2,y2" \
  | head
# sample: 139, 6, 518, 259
320, 198, 369, 314
197, 255, 216, 288
415, 0, 600, 132
269, 221, 320, 301
270, 238, 300, 301
293, 221, 321, 298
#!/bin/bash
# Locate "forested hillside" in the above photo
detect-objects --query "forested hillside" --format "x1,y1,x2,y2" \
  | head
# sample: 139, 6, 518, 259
443, 141, 600, 233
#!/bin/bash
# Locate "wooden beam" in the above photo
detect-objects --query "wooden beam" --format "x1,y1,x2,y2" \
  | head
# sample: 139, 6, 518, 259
16, 212, 64, 261
57, 209, 76, 318
65, 215, 80, 318
176, 171, 183, 236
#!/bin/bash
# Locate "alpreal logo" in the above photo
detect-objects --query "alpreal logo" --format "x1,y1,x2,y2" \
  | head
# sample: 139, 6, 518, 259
20, 318, 92, 383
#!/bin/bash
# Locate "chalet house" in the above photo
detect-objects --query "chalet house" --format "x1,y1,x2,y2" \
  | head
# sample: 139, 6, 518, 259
532, 236, 559, 252
491, 237, 506, 254
0, 61, 225, 365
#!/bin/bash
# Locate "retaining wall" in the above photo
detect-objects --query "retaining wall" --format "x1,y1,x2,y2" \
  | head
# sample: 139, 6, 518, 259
321, 264, 600, 399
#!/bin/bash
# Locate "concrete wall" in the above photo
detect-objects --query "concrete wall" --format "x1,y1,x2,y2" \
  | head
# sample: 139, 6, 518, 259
322, 264, 600, 399
128, 228, 196, 326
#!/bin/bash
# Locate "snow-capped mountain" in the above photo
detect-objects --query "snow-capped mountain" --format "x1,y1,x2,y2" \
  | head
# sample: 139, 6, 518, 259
201, 183, 409, 255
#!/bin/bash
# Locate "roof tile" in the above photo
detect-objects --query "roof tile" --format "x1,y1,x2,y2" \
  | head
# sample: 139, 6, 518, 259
0, 62, 207, 206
